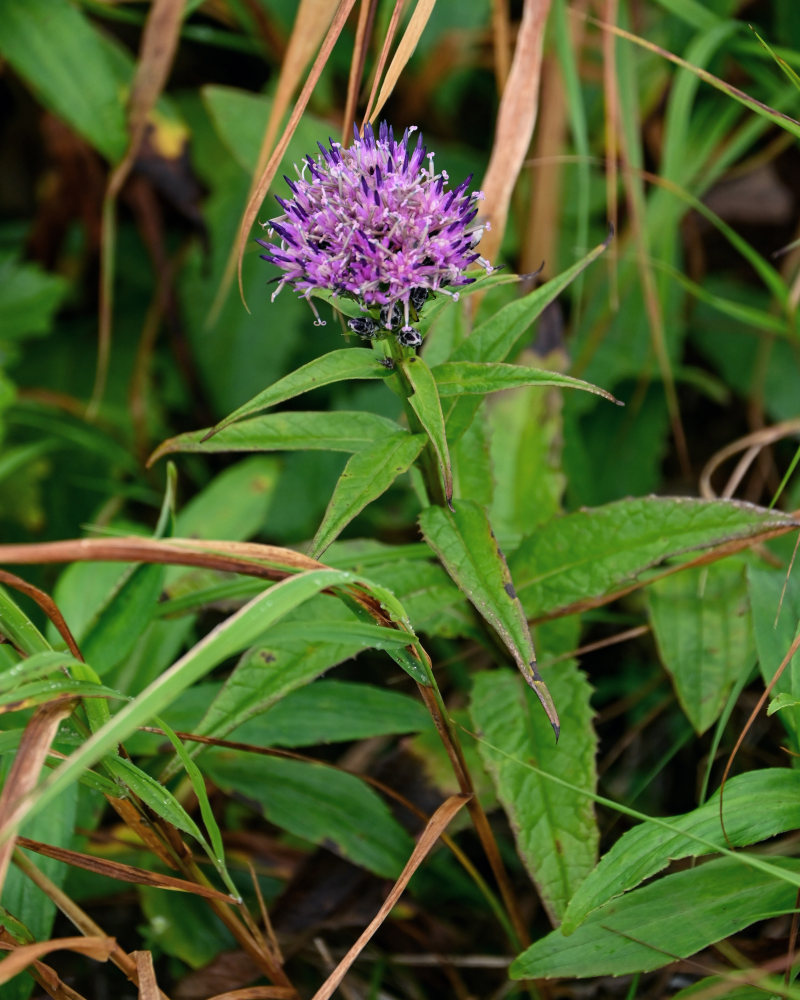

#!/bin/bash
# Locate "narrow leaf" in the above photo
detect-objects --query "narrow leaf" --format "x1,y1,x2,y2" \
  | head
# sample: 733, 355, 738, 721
419, 500, 559, 735
433, 361, 619, 403
311, 433, 426, 557
399, 355, 453, 507
512, 856, 800, 980
562, 768, 800, 934
149, 411, 404, 464
471, 666, 597, 923
203, 348, 391, 438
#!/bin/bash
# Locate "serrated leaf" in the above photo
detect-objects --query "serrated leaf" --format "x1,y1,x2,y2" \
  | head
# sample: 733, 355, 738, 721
311, 433, 426, 557
471, 665, 597, 923
205, 348, 391, 437
204, 750, 414, 878
512, 856, 800, 980
0, 0, 128, 162
562, 768, 800, 934
399, 355, 453, 507
231, 679, 431, 747
648, 561, 756, 734
149, 411, 404, 464
419, 500, 558, 735
433, 361, 617, 402
510, 497, 798, 620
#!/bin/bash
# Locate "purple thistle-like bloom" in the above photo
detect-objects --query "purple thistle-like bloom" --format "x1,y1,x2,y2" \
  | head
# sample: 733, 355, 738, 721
256, 122, 492, 345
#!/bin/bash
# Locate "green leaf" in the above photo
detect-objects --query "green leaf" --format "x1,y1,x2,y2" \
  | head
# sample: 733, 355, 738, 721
749, 564, 800, 745
204, 750, 414, 878
0, 650, 87, 693
0, 253, 69, 341
0, 0, 128, 162
230, 679, 432, 747
311, 433, 426, 557
7, 569, 389, 834
562, 768, 800, 935
149, 411, 405, 463
175, 456, 280, 543
512, 856, 800, 980
419, 500, 559, 735
206, 349, 391, 436
399, 355, 453, 507
139, 886, 235, 969
189, 597, 419, 746
0, 678, 123, 712
486, 358, 566, 544
471, 665, 598, 923
510, 497, 798, 620
433, 361, 617, 402
647, 561, 756, 734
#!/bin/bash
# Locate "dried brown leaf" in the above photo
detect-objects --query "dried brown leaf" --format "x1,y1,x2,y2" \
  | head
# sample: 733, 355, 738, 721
16, 836, 233, 902
342, 0, 378, 139
368, 0, 437, 124
233, 0, 359, 309
480, 0, 552, 264
0, 934, 115, 984
0, 701, 75, 895
310, 795, 469, 1000
134, 950, 160, 1000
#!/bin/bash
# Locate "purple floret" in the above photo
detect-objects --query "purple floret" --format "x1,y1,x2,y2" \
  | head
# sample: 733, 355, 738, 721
258, 122, 492, 346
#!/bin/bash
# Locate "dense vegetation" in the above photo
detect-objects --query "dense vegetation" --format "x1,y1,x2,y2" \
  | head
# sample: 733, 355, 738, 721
1, 1, 799, 998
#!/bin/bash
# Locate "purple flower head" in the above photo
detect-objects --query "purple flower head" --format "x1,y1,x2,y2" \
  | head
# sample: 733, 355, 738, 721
257, 121, 492, 346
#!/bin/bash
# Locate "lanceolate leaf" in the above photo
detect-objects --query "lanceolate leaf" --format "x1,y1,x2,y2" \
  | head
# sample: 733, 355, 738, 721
419, 500, 559, 735
399, 355, 453, 507
311, 433, 426, 557
204, 348, 391, 438
204, 751, 414, 878
512, 856, 800, 980
433, 361, 618, 403
562, 768, 800, 934
471, 666, 598, 924
509, 497, 798, 620
149, 411, 405, 464
647, 561, 755, 734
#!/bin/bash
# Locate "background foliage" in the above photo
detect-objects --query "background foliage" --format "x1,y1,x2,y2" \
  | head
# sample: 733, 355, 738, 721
1, 1, 800, 998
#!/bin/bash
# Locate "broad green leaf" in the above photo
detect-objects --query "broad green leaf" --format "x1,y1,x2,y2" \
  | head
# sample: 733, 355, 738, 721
1, 776, 77, 967
206, 349, 391, 436
433, 361, 617, 402
399, 356, 453, 506
230, 679, 432, 747
189, 597, 420, 748
451, 403, 493, 511
149, 411, 405, 464
419, 501, 559, 735
139, 887, 235, 969
0, 0, 128, 163
175, 456, 280, 542
512, 856, 800, 980
510, 497, 798, 620
487, 353, 566, 545
0, 253, 69, 341
471, 666, 597, 923
204, 750, 414, 878
648, 561, 756, 734
562, 768, 800, 934
79, 562, 166, 678
311, 433, 426, 557
749, 564, 800, 746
